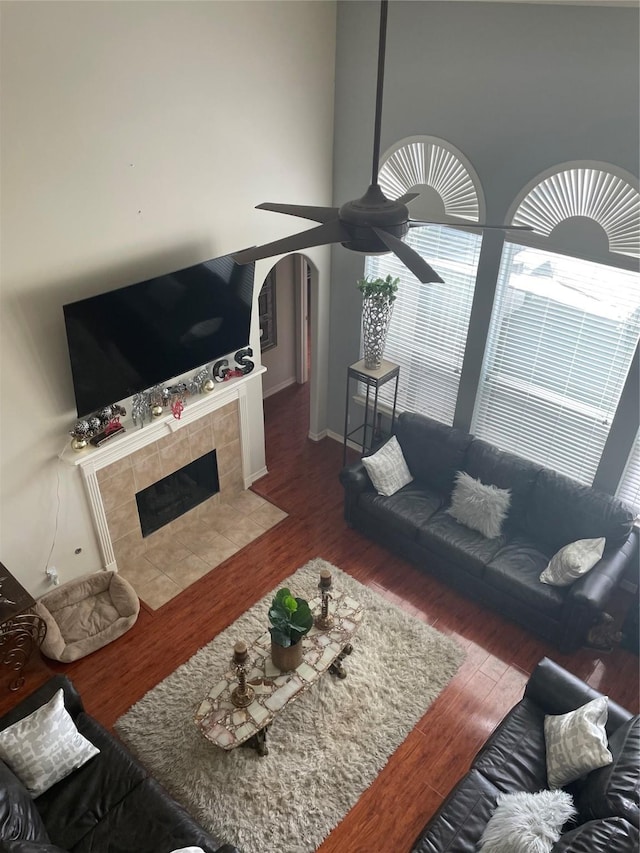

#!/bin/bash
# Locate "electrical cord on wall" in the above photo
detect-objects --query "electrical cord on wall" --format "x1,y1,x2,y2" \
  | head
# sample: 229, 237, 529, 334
44, 440, 68, 577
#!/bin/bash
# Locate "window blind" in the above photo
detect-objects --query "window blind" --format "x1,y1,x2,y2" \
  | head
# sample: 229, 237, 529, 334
364, 225, 481, 426
472, 244, 640, 485
617, 432, 640, 515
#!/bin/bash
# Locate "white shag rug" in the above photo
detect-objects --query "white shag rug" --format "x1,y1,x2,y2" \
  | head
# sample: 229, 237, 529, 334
115, 558, 464, 853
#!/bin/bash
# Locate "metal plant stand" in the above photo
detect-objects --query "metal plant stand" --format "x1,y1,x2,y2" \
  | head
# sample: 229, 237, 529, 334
0, 563, 47, 691
343, 358, 400, 465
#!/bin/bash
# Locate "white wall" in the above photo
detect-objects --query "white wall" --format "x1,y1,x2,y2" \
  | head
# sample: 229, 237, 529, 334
0, 0, 336, 594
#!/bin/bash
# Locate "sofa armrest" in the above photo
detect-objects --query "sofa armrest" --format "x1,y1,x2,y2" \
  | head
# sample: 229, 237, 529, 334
568, 529, 639, 611
0, 676, 84, 730
524, 658, 631, 733
339, 460, 373, 494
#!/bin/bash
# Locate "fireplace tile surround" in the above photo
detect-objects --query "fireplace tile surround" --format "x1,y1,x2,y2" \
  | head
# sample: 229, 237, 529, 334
66, 369, 283, 608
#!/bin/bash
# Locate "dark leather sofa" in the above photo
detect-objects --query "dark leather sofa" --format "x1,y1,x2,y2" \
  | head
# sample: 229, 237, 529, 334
412, 657, 639, 852
340, 412, 638, 652
0, 676, 238, 853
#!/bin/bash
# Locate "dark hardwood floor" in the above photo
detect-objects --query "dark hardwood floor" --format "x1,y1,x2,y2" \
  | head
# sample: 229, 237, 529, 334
4, 382, 639, 853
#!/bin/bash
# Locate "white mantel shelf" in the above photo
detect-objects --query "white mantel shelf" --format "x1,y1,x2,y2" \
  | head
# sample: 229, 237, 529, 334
61, 366, 265, 571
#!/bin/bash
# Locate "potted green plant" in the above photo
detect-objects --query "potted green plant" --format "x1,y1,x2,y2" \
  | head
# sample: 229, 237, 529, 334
357, 275, 400, 369
268, 587, 313, 671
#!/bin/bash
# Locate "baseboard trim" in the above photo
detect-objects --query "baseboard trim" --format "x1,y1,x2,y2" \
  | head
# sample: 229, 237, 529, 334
263, 377, 297, 399
308, 429, 328, 442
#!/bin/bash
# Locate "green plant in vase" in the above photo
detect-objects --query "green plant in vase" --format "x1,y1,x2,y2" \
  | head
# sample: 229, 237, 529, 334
268, 588, 313, 671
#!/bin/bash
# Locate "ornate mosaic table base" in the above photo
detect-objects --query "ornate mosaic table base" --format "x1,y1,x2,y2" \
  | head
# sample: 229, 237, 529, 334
194, 593, 363, 756
0, 614, 47, 691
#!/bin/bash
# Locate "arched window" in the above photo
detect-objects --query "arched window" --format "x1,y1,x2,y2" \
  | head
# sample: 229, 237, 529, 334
472, 163, 640, 485
365, 137, 484, 425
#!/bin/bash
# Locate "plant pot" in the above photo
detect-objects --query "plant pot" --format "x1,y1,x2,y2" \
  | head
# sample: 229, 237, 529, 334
271, 638, 304, 671
362, 295, 394, 370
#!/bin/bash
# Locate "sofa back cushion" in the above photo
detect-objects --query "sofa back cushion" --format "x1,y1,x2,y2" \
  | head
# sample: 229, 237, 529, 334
464, 439, 542, 535
524, 469, 634, 553
575, 715, 639, 829
0, 759, 49, 843
395, 412, 473, 497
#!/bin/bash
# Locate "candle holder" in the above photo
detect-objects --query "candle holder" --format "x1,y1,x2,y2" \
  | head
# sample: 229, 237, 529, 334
315, 568, 334, 630
230, 640, 255, 708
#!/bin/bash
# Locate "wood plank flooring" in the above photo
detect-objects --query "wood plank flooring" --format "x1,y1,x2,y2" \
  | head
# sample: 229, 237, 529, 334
3, 382, 638, 853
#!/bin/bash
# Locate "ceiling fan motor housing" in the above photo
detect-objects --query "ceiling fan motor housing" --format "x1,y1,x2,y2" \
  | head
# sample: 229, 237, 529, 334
339, 184, 409, 253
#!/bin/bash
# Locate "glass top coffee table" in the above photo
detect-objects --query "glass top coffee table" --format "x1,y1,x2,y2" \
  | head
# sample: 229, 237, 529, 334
194, 592, 363, 756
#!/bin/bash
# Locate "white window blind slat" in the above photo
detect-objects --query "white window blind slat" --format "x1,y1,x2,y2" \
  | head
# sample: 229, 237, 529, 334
363, 225, 482, 426
472, 244, 640, 485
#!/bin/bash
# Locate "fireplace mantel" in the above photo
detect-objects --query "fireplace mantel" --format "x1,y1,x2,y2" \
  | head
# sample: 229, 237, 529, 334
62, 367, 266, 570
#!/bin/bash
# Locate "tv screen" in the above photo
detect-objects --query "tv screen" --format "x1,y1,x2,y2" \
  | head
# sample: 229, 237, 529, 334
64, 253, 255, 417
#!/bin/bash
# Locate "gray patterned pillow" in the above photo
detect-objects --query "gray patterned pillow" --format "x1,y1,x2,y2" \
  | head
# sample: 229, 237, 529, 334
0, 689, 99, 796
362, 436, 413, 497
447, 471, 511, 539
544, 696, 613, 789
540, 537, 606, 586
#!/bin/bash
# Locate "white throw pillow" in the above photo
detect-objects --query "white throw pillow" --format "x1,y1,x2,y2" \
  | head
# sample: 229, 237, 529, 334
0, 688, 99, 796
540, 537, 606, 587
447, 471, 511, 539
361, 435, 413, 497
479, 789, 575, 853
544, 696, 613, 789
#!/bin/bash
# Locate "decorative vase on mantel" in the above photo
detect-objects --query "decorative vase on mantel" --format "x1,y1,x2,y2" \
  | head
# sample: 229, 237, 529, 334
358, 275, 399, 370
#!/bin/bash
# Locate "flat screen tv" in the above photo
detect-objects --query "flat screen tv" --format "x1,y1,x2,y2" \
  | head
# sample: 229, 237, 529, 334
63, 252, 255, 417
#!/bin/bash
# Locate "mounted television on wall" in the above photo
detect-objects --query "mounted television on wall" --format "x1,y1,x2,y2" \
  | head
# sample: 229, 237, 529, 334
63, 252, 255, 417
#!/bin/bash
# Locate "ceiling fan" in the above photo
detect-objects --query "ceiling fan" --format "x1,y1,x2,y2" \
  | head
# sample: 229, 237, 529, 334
232, 1, 532, 284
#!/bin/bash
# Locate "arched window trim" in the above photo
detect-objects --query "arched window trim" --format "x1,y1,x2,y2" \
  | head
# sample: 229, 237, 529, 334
507, 161, 640, 271
378, 134, 486, 225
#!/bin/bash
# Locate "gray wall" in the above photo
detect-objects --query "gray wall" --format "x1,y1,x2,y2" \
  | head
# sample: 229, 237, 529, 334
328, 1, 639, 482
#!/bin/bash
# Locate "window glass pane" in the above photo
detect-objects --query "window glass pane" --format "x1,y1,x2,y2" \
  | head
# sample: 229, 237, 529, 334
363, 225, 481, 425
472, 244, 640, 484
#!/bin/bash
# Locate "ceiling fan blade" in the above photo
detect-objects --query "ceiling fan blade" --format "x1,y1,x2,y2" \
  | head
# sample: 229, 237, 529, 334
372, 227, 444, 284
232, 219, 349, 264
256, 202, 340, 224
395, 192, 420, 206
408, 220, 533, 231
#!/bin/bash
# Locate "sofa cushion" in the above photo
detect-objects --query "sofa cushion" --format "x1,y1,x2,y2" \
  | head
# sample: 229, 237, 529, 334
464, 438, 542, 534
550, 817, 639, 852
0, 690, 99, 797
362, 436, 413, 496
359, 485, 442, 539
69, 778, 225, 853
525, 469, 634, 553
0, 844, 69, 853
484, 537, 566, 617
35, 713, 148, 850
575, 714, 639, 828
0, 760, 50, 844
418, 510, 505, 578
395, 412, 473, 497
411, 769, 500, 853
448, 471, 511, 539
474, 697, 549, 793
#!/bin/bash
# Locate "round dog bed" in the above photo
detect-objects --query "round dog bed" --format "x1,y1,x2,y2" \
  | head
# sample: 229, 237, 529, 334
33, 571, 140, 662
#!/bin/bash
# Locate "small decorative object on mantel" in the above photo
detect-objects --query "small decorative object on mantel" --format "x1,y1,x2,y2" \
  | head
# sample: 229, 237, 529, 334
230, 639, 255, 708
70, 404, 126, 451
268, 587, 313, 671
315, 568, 334, 630
358, 274, 399, 370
